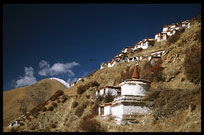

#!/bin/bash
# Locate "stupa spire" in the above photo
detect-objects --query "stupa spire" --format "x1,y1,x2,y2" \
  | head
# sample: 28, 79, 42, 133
132, 64, 139, 79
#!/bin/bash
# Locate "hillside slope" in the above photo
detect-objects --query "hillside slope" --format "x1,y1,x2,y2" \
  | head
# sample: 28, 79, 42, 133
3, 79, 67, 127
4, 15, 201, 132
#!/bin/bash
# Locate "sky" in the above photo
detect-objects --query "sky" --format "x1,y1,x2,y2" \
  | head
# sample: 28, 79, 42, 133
3, 4, 201, 91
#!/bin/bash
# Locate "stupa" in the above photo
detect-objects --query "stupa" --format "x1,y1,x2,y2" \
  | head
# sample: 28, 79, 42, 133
111, 64, 152, 124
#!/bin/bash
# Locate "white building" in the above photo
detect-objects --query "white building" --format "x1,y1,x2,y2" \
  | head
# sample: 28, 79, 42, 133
98, 65, 152, 124
8, 120, 21, 128
121, 47, 133, 53
104, 103, 112, 116
96, 86, 121, 97
182, 20, 191, 28
155, 32, 168, 42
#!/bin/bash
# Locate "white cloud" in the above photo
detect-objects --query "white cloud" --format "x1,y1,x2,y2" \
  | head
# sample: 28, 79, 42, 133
39, 60, 49, 68
38, 60, 80, 77
15, 67, 37, 88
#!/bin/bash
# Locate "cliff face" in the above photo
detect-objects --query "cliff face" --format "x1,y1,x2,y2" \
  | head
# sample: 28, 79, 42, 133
4, 15, 201, 132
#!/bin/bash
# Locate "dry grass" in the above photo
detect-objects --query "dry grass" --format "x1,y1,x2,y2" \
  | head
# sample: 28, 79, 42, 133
183, 46, 201, 84
77, 81, 100, 94
5, 16, 201, 132
3, 79, 67, 127
80, 116, 106, 132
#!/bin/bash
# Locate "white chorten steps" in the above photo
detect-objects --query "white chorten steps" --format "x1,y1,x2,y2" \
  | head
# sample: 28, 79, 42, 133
98, 64, 153, 125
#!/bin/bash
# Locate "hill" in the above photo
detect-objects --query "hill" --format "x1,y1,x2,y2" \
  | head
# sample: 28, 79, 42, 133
4, 15, 201, 132
3, 78, 67, 127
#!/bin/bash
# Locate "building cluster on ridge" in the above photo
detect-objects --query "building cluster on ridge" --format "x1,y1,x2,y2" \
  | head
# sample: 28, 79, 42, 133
100, 19, 191, 69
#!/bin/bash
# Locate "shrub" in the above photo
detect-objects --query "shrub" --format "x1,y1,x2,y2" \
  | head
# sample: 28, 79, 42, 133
61, 95, 68, 103
183, 46, 201, 84
50, 96, 57, 101
10, 127, 18, 132
55, 90, 64, 97
52, 102, 58, 108
91, 103, 99, 116
41, 107, 47, 112
20, 122, 25, 126
152, 88, 201, 119
49, 90, 64, 101
80, 117, 105, 132
72, 101, 78, 108
30, 124, 37, 130
50, 123, 57, 129
47, 105, 54, 111
75, 103, 87, 117
30, 108, 39, 118
77, 81, 100, 94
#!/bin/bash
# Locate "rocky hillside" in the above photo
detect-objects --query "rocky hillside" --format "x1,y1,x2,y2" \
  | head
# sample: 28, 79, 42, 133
3, 15, 201, 132
3, 79, 67, 127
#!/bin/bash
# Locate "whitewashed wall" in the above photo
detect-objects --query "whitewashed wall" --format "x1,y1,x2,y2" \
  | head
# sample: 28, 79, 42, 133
170, 25, 176, 29
120, 81, 150, 96
100, 65, 104, 69
105, 88, 118, 96
163, 27, 168, 32
145, 41, 149, 49
155, 34, 159, 39
111, 104, 123, 116
104, 105, 112, 116
123, 105, 150, 114
187, 23, 191, 28
99, 89, 105, 96
108, 63, 112, 68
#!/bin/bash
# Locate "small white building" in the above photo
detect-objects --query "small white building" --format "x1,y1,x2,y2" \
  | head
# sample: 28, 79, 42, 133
107, 62, 112, 68
121, 47, 133, 54
8, 120, 21, 128
96, 86, 121, 97
134, 41, 142, 50
155, 32, 168, 42
162, 25, 169, 32
100, 62, 107, 69
138, 38, 155, 49
182, 20, 191, 28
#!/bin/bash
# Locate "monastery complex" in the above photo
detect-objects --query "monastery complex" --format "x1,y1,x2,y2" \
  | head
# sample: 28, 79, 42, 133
100, 19, 191, 69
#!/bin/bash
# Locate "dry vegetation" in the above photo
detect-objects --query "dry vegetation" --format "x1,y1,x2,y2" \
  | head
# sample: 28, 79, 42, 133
4, 15, 201, 132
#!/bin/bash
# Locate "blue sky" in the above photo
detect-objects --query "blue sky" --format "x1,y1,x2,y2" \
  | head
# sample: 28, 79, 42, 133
3, 4, 201, 91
